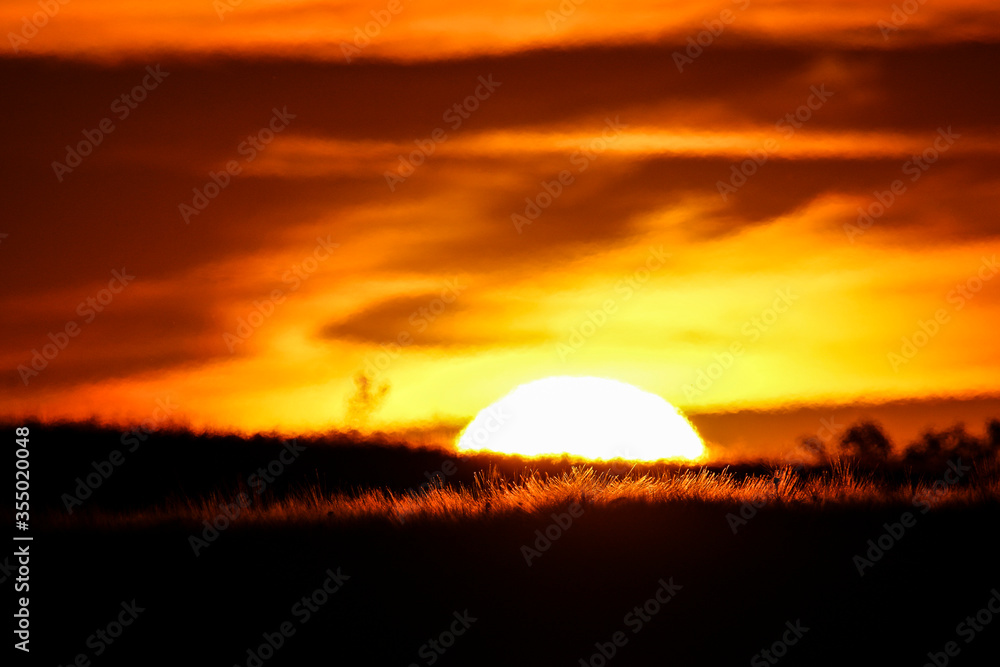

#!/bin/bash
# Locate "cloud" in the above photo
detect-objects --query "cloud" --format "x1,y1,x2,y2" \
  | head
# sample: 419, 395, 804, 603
320, 293, 465, 346
1, 35, 998, 432
4, 1, 1000, 61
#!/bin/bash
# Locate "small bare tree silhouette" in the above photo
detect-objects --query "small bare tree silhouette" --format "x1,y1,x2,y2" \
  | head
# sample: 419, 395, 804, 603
346, 371, 389, 427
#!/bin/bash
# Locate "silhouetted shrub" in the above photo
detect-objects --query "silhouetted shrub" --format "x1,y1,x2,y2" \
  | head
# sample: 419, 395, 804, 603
838, 420, 892, 466
903, 421, 1000, 469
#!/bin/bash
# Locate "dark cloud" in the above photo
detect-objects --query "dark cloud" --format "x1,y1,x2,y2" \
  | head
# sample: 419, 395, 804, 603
320, 293, 461, 345
1, 39, 998, 414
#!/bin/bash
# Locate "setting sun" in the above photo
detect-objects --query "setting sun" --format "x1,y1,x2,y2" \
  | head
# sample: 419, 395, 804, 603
455, 376, 706, 461
7, 0, 1000, 663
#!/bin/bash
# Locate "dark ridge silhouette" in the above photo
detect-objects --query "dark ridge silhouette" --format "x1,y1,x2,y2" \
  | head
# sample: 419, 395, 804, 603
11, 417, 1000, 666
10, 416, 998, 516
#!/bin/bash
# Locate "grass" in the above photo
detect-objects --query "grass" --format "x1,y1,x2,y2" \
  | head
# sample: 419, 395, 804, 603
44, 457, 1000, 530
26, 421, 1000, 666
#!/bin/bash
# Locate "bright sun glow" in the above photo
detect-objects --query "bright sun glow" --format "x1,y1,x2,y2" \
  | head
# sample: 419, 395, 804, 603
456, 376, 706, 461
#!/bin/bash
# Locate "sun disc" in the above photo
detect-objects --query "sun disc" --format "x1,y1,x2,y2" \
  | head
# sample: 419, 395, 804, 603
456, 376, 705, 461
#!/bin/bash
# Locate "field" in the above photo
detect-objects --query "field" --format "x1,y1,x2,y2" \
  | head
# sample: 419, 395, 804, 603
20, 420, 1000, 666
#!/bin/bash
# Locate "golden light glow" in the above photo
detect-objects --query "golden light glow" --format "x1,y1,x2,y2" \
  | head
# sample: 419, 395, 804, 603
5, 0, 1000, 60
4, 1, 999, 457
455, 376, 706, 461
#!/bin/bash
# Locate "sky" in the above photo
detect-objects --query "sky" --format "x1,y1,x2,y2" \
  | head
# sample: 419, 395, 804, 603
2, 0, 998, 453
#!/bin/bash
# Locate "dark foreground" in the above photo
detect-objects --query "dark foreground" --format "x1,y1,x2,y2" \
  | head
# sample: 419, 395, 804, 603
29, 504, 1000, 667
13, 422, 1000, 666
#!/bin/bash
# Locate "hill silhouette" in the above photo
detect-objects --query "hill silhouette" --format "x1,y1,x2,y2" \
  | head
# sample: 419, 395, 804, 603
12, 418, 1000, 666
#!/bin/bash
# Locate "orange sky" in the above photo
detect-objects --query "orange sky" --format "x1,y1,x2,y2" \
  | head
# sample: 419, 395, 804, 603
2, 1, 998, 448
4, 0, 1000, 59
